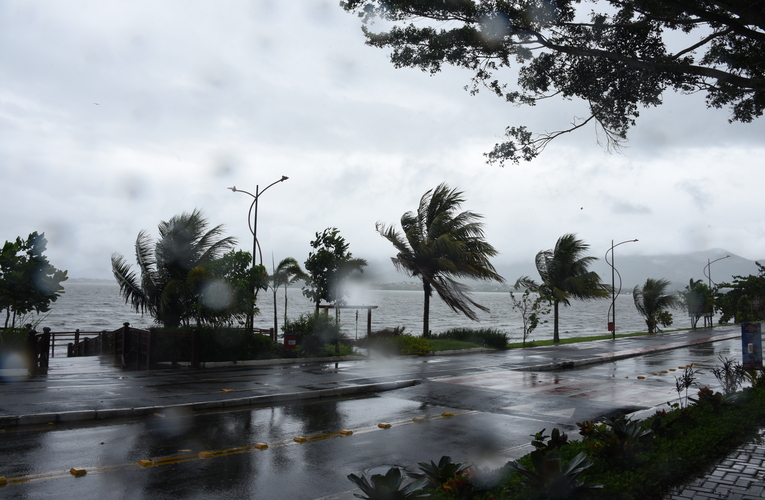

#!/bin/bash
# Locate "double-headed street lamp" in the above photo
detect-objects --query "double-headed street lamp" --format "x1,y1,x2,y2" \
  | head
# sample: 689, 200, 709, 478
605, 238, 638, 340
228, 175, 288, 331
704, 255, 730, 288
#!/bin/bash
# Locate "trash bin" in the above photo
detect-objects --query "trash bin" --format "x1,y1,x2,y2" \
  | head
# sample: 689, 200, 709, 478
741, 323, 763, 369
284, 334, 297, 351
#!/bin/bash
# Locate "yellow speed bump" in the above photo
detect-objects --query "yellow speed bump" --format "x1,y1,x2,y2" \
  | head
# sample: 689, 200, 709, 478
441, 412, 454, 418
661, 370, 668, 374
339, 430, 353, 436
253, 443, 268, 450
138, 459, 154, 467
637, 376, 646, 380
669, 368, 676, 371
222, 389, 234, 393
0, 477, 7, 486
198, 451, 214, 458
293, 436, 308, 443
412, 417, 426, 423
693, 363, 700, 366
378, 423, 392, 429
69, 468, 87, 477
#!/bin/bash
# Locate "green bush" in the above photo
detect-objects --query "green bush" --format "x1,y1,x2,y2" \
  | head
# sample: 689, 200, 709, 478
152, 327, 278, 363
364, 334, 432, 356
283, 313, 344, 357
432, 328, 508, 349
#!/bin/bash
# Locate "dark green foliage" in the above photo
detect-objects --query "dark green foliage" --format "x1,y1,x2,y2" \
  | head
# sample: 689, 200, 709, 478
584, 415, 652, 466
348, 467, 430, 499
715, 262, 765, 323
111, 210, 246, 328
507, 451, 601, 500
431, 327, 508, 349
342, 1, 765, 165
0, 232, 68, 329
633, 278, 678, 333
282, 313, 343, 357
531, 428, 570, 453
303, 228, 367, 313
376, 183, 504, 337
535, 234, 609, 343
364, 334, 432, 356
710, 355, 746, 396
409, 456, 468, 490
674, 365, 697, 409
150, 327, 277, 363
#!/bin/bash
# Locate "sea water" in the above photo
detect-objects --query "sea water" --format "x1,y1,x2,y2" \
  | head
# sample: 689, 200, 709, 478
36, 282, 674, 343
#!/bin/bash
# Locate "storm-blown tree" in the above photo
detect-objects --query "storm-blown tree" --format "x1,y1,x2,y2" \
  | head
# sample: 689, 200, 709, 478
269, 257, 308, 335
341, 1, 765, 165
633, 278, 678, 333
111, 209, 241, 328
0, 232, 68, 329
715, 262, 765, 323
303, 228, 367, 314
535, 234, 609, 343
680, 278, 715, 329
376, 183, 504, 338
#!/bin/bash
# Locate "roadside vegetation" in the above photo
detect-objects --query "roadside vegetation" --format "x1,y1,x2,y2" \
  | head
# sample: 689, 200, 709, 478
347, 357, 765, 500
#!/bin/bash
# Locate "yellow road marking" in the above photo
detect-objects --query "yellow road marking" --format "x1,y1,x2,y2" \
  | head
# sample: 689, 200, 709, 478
2, 410, 476, 486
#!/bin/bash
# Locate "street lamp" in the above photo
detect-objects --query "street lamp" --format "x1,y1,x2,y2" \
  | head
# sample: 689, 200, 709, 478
228, 175, 288, 331
605, 239, 638, 340
704, 255, 730, 288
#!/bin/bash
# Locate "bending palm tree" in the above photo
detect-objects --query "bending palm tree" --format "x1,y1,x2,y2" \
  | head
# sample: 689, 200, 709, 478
111, 209, 237, 328
633, 278, 678, 333
536, 234, 610, 343
376, 183, 504, 338
270, 257, 308, 336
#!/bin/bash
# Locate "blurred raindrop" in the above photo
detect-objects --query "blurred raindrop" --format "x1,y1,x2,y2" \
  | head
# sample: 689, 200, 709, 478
200, 279, 234, 311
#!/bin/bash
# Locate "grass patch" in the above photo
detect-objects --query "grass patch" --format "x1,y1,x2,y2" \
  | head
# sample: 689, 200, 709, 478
429, 339, 483, 351
432, 327, 508, 349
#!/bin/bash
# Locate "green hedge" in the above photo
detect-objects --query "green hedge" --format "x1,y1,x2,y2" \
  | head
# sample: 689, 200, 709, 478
432, 328, 508, 350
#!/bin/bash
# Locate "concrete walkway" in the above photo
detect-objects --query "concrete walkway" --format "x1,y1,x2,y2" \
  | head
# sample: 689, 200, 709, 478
1, 324, 761, 498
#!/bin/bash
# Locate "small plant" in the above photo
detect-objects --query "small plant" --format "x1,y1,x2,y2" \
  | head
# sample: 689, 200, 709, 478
531, 428, 569, 452
507, 451, 601, 500
689, 386, 727, 409
408, 456, 468, 489
348, 467, 430, 499
585, 414, 652, 466
711, 355, 746, 396
674, 365, 697, 409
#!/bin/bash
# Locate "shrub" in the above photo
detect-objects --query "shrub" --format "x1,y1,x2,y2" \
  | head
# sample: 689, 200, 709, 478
432, 328, 508, 350
395, 335, 431, 355
283, 313, 343, 356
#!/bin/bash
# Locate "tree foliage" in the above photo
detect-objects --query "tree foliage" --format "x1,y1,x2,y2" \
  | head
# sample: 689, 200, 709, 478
303, 228, 367, 313
376, 183, 504, 337
341, 0, 765, 164
511, 276, 550, 345
679, 278, 715, 329
110, 209, 250, 328
535, 234, 609, 343
633, 277, 678, 333
0, 232, 68, 329
715, 261, 765, 323
269, 257, 308, 335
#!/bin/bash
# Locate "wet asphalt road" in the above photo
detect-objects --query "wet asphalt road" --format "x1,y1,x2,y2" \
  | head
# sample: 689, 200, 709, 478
0, 334, 744, 500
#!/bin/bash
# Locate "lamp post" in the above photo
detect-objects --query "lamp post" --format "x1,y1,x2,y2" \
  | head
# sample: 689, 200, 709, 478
228, 175, 288, 331
704, 255, 730, 288
605, 239, 638, 340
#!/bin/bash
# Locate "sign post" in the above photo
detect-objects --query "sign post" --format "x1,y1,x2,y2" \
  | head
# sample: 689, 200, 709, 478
741, 323, 763, 370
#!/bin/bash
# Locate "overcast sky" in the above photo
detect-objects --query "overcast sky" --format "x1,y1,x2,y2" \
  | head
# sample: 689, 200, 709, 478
2, 1, 764, 281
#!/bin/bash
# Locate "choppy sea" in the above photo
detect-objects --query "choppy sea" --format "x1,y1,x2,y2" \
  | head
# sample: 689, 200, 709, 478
35, 282, 673, 343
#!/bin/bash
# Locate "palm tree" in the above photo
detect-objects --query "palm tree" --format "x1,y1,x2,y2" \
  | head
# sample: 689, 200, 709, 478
536, 234, 610, 343
633, 278, 678, 333
270, 257, 308, 336
376, 183, 504, 338
111, 209, 237, 328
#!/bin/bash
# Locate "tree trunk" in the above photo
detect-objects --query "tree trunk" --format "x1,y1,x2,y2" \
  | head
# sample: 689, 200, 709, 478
284, 286, 289, 330
273, 288, 278, 338
553, 300, 560, 344
422, 280, 431, 338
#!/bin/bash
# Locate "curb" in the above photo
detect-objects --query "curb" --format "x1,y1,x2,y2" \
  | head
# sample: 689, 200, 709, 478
514, 332, 740, 372
2, 379, 418, 429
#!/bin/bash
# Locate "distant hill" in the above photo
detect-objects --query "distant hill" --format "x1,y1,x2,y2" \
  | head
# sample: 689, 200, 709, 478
364, 250, 762, 293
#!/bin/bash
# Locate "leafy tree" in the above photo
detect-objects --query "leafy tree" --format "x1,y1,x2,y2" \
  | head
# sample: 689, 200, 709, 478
376, 183, 504, 337
715, 262, 765, 323
633, 278, 678, 333
303, 228, 367, 314
111, 209, 242, 328
341, 1, 765, 165
535, 234, 609, 343
511, 276, 550, 346
204, 250, 267, 328
269, 257, 308, 335
679, 278, 715, 329
0, 232, 68, 329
